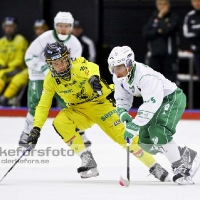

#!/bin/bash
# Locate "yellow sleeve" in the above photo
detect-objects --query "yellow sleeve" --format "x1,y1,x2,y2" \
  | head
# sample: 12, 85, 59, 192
86, 62, 100, 78
34, 73, 55, 129
73, 57, 100, 79
7, 35, 29, 69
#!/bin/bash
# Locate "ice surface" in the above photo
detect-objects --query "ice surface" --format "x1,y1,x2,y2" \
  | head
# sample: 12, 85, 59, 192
0, 117, 200, 200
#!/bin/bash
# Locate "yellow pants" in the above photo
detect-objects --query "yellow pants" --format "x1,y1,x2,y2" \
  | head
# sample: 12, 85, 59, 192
53, 100, 156, 168
0, 68, 28, 99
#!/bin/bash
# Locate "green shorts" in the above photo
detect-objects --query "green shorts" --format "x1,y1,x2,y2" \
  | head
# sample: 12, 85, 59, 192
138, 88, 186, 154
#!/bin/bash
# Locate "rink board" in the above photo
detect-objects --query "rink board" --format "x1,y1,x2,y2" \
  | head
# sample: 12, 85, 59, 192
1, 107, 200, 119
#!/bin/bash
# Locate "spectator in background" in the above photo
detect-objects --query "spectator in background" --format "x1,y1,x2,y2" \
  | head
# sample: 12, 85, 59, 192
0, 17, 29, 106
72, 20, 96, 62
143, 0, 180, 83
183, 0, 200, 81
33, 19, 49, 39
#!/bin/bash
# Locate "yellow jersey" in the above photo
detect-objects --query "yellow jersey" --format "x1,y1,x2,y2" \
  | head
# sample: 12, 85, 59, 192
34, 57, 113, 128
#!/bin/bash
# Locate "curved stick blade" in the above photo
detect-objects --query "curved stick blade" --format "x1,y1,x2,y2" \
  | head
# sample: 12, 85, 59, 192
120, 176, 130, 187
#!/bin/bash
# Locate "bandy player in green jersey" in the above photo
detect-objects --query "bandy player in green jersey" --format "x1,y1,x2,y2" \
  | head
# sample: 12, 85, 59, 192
107, 46, 200, 184
26, 42, 172, 180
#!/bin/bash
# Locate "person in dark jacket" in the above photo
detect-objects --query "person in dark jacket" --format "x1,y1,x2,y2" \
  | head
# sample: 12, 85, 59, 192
72, 20, 96, 62
183, 0, 200, 81
143, 0, 180, 82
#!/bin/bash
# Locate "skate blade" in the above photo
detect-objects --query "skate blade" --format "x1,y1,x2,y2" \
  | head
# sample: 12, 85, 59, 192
175, 176, 194, 185
120, 176, 130, 187
190, 154, 200, 178
80, 168, 99, 179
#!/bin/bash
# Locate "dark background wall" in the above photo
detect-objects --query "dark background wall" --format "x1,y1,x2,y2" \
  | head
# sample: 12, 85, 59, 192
0, 0, 192, 55
103, 0, 191, 62
0, 0, 100, 43
0, 0, 197, 108
0, 0, 44, 41
101, 0, 192, 83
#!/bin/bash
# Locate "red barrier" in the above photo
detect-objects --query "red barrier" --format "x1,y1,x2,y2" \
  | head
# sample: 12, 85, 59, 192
0, 107, 60, 117
0, 107, 200, 120
129, 110, 200, 120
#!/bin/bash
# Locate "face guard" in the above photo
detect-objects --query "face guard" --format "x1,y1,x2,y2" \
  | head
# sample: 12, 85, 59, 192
44, 42, 71, 80
107, 46, 135, 82
54, 12, 74, 41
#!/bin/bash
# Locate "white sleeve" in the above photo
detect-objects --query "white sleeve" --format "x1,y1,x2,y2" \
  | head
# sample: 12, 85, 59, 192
113, 75, 133, 111
70, 45, 82, 58
25, 36, 47, 72
69, 37, 82, 58
132, 75, 163, 126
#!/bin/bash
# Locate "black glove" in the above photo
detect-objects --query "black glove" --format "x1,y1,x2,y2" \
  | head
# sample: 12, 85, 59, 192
106, 91, 116, 107
27, 127, 40, 149
89, 75, 102, 95
0, 66, 8, 70
6, 68, 22, 77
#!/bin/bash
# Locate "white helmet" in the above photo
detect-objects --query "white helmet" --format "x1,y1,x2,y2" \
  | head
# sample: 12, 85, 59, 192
107, 46, 135, 75
54, 11, 74, 40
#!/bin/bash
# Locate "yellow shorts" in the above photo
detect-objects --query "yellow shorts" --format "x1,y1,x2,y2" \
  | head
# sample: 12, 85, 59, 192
53, 99, 139, 152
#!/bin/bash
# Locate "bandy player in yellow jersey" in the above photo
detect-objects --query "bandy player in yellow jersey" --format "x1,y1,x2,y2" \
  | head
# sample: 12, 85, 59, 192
26, 41, 170, 180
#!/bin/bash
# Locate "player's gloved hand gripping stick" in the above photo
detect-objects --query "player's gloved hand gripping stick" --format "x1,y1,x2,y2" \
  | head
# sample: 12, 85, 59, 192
117, 108, 140, 187
89, 75, 103, 96
27, 127, 40, 149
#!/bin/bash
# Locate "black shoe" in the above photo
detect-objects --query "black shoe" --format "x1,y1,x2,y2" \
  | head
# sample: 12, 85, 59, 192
0, 96, 8, 106
172, 159, 194, 185
77, 151, 99, 178
149, 163, 170, 182
178, 146, 200, 178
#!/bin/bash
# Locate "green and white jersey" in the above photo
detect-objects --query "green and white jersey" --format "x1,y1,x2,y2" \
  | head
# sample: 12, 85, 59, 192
25, 30, 82, 80
113, 61, 177, 126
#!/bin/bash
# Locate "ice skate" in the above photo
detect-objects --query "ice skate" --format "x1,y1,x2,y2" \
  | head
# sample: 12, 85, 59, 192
178, 146, 200, 178
18, 132, 29, 148
149, 163, 171, 182
172, 159, 194, 185
77, 151, 99, 178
